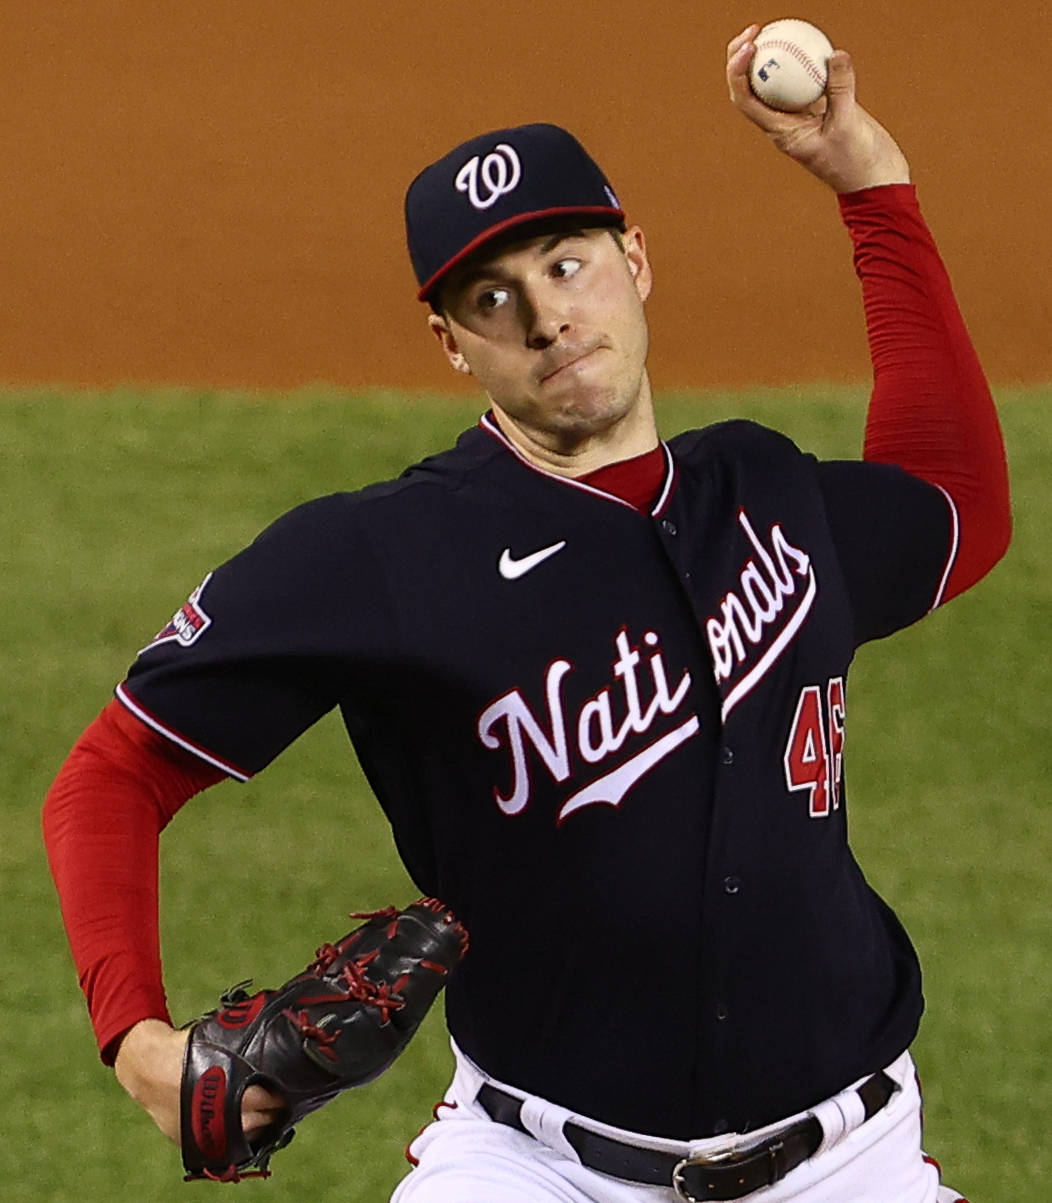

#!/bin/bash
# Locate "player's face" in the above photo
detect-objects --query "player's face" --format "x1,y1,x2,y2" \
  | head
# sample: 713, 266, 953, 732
429, 226, 654, 459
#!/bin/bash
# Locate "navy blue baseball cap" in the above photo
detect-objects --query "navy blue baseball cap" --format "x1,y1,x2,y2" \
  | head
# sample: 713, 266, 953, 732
405, 122, 625, 303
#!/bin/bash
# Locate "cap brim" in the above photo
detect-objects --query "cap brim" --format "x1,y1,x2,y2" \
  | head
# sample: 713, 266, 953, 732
417, 205, 625, 303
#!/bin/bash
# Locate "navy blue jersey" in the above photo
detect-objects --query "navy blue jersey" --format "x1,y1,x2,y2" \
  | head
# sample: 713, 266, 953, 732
119, 416, 954, 1138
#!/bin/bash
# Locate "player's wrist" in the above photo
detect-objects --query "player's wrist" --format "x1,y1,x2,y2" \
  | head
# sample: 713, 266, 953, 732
113, 1020, 185, 1095
807, 128, 911, 194
114, 1020, 188, 1145
829, 160, 911, 194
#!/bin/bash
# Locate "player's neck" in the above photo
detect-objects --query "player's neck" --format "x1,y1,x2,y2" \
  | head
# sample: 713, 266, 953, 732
488, 379, 659, 478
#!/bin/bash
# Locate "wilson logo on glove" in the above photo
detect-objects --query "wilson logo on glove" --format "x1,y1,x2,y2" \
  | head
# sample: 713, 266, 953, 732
190, 1067, 228, 1160
215, 992, 267, 1030
179, 898, 469, 1183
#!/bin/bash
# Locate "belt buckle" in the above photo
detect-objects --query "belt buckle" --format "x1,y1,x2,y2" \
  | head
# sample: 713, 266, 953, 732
672, 1139, 786, 1202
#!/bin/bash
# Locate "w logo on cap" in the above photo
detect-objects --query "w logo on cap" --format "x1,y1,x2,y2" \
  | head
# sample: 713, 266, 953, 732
408, 124, 624, 301
455, 143, 522, 210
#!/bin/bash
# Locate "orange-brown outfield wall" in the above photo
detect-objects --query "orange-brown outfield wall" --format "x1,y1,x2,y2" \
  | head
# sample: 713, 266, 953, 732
5, 1, 1050, 392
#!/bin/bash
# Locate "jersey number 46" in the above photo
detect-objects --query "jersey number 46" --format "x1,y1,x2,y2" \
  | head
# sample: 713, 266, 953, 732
783, 677, 845, 818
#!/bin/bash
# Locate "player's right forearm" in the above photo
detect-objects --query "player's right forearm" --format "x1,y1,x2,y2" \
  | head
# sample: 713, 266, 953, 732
43, 700, 223, 1062
840, 186, 1011, 599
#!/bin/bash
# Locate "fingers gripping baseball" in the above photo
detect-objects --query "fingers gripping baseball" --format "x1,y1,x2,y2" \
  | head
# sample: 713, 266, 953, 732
726, 24, 910, 193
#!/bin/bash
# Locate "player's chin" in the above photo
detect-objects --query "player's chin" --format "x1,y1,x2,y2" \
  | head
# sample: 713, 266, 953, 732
546, 381, 631, 432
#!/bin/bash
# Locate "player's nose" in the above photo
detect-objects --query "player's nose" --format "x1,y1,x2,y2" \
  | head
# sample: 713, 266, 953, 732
523, 286, 572, 349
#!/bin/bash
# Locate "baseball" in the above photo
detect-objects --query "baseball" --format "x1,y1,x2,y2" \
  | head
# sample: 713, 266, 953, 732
749, 19, 834, 112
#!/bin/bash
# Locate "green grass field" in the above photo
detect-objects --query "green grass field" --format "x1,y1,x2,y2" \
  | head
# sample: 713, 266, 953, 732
5, 386, 1049, 1201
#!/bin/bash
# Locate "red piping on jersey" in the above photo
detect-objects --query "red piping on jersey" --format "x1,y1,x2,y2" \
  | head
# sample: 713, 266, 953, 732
115, 681, 252, 781
478, 413, 676, 516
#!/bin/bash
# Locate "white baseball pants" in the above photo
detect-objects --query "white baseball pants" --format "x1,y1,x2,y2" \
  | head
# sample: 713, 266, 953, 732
391, 1043, 968, 1203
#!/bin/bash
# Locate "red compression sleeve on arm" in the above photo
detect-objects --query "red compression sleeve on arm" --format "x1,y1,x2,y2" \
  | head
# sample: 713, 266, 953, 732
42, 698, 225, 1063
839, 185, 1011, 601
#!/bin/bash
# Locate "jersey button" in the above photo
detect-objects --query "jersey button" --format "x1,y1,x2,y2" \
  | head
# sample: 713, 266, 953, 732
723, 875, 741, 895
721, 746, 734, 765
661, 519, 678, 536
715, 1004, 729, 1021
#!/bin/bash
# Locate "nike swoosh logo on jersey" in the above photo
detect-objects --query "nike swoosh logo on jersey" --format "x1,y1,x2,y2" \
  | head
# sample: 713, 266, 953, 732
498, 540, 567, 580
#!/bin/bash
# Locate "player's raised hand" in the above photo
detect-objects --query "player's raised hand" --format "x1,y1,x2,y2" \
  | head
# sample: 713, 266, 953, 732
726, 24, 910, 193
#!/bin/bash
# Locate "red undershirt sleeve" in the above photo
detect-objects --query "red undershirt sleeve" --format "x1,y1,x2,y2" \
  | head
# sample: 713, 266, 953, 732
839, 184, 1011, 602
42, 698, 226, 1064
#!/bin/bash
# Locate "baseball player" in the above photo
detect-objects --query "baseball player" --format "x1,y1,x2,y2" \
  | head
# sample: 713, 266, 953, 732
44, 25, 1009, 1203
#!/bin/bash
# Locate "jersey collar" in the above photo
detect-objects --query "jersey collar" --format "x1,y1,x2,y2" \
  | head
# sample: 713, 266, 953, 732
478, 412, 676, 518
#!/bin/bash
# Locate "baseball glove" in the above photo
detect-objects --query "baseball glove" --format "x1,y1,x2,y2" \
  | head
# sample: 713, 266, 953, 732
179, 897, 469, 1182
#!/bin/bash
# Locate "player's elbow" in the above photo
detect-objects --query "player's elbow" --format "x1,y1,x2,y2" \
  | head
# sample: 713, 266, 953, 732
943, 499, 1012, 602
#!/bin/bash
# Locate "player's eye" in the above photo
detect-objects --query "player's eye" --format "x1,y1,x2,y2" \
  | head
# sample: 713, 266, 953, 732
551, 258, 582, 280
475, 287, 511, 312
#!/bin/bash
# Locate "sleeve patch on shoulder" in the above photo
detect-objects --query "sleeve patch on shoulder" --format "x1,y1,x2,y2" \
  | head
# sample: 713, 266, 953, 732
142, 573, 213, 652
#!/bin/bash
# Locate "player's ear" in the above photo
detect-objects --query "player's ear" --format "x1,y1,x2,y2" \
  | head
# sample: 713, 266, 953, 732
428, 313, 472, 375
622, 225, 653, 303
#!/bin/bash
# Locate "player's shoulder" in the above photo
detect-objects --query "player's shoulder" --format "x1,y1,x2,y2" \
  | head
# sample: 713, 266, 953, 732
248, 424, 498, 544
393, 422, 506, 493
668, 418, 808, 469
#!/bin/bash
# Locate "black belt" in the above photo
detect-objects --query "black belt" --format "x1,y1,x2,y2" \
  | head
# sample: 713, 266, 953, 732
477, 1071, 897, 1202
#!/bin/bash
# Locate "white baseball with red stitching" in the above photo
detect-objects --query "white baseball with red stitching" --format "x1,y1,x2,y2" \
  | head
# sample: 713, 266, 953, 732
749, 18, 835, 112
